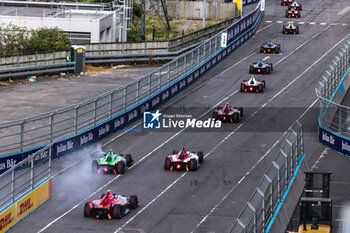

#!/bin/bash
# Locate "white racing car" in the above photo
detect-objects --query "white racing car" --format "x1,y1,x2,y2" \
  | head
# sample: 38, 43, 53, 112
240, 76, 266, 93
164, 147, 204, 171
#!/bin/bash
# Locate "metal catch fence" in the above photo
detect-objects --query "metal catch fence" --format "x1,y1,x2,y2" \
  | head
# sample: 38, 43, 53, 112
228, 121, 304, 233
315, 39, 350, 137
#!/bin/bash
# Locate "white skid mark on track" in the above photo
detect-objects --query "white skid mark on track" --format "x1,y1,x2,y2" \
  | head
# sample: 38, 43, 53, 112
262, 56, 270, 61
338, 7, 350, 15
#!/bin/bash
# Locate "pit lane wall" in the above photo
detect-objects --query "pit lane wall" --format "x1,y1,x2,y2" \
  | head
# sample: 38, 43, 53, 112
0, 178, 52, 233
316, 39, 350, 155
0, 2, 264, 175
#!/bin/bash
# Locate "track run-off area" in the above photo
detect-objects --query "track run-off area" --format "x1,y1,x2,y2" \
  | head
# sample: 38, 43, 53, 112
9, 0, 350, 232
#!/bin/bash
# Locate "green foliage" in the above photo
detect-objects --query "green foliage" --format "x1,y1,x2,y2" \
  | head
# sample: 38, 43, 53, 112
0, 24, 71, 57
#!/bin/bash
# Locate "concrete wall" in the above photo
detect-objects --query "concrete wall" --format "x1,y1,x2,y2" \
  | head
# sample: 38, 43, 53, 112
147, 0, 238, 20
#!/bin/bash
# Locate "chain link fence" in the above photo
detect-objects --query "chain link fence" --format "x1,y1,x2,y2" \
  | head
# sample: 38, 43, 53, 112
315, 39, 350, 138
228, 121, 304, 233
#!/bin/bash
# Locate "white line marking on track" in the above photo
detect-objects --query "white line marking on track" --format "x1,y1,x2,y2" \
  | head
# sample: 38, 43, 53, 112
298, 22, 305, 24
320, 23, 327, 26
190, 98, 319, 233
309, 22, 316, 25
265, 20, 272, 23
276, 21, 283, 24
311, 148, 328, 170
338, 6, 350, 15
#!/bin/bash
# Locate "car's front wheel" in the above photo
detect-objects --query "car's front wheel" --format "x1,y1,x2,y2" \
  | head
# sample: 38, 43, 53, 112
112, 205, 123, 219
116, 161, 125, 174
129, 195, 138, 209
84, 202, 91, 217
91, 160, 99, 173
164, 157, 172, 170
189, 159, 197, 171
125, 154, 133, 167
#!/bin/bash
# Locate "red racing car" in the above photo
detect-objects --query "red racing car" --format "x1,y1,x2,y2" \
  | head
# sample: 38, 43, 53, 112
281, 0, 293, 6
288, 1, 302, 10
164, 147, 203, 171
213, 102, 243, 123
286, 9, 301, 18
84, 190, 139, 219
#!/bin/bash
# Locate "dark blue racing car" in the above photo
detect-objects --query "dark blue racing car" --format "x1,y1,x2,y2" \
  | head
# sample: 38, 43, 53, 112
249, 60, 273, 74
260, 41, 281, 54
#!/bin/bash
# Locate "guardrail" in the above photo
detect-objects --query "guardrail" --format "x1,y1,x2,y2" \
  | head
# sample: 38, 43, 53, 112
316, 39, 350, 155
228, 121, 304, 233
0, 63, 75, 80
0, 1, 264, 176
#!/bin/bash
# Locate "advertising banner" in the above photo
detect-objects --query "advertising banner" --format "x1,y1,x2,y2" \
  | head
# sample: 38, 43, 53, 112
319, 127, 350, 156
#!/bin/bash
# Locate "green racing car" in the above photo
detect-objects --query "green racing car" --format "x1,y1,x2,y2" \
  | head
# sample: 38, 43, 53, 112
91, 149, 133, 174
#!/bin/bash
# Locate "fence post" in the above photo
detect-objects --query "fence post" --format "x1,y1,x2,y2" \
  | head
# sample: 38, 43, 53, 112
19, 120, 25, 152
93, 99, 97, 126
248, 202, 257, 233
49, 112, 55, 143
167, 65, 170, 86
30, 156, 34, 189
136, 81, 140, 104
191, 51, 194, 67
48, 146, 52, 177
11, 170, 15, 203
184, 55, 187, 73
273, 161, 281, 203
209, 39, 212, 56
109, 92, 113, 118
123, 87, 127, 111
257, 188, 265, 232
74, 106, 79, 134
53, 51, 55, 64
176, 59, 179, 79
158, 70, 161, 91
148, 75, 151, 98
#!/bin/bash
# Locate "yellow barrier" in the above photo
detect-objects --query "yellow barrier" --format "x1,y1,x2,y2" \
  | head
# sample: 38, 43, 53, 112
0, 178, 52, 233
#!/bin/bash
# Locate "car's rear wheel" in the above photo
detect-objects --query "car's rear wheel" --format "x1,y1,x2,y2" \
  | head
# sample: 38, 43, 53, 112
238, 107, 243, 117
240, 83, 244, 92
125, 154, 133, 167
164, 157, 172, 170
129, 195, 138, 209
172, 150, 178, 154
117, 161, 125, 174
91, 160, 99, 173
189, 159, 197, 171
249, 66, 254, 74
233, 112, 239, 122
112, 205, 122, 219
262, 80, 266, 88
258, 84, 264, 93
270, 64, 273, 71
214, 112, 219, 121
100, 193, 106, 199
84, 202, 91, 217
197, 151, 204, 164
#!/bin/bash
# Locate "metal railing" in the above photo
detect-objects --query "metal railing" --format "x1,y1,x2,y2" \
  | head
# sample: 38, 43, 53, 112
0, 144, 52, 212
229, 121, 304, 233
0, 2, 262, 157
315, 39, 350, 137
